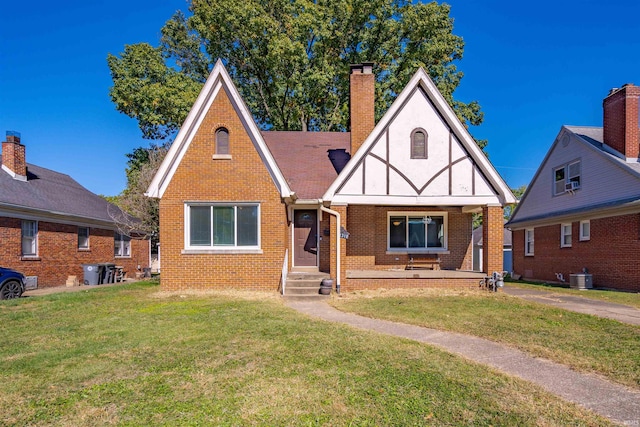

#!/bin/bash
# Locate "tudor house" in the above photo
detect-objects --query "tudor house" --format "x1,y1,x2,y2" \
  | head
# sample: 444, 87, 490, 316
0, 132, 150, 287
146, 60, 515, 293
507, 84, 640, 292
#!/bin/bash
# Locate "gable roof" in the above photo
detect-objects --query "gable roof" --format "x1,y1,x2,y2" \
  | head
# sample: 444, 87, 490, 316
262, 131, 350, 200
323, 67, 515, 205
146, 60, 293, 199
0, 156, 126, 226
507, 125, 640, 228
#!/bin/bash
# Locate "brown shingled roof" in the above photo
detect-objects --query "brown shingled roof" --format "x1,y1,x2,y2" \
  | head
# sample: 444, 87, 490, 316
262, 131, 351, 200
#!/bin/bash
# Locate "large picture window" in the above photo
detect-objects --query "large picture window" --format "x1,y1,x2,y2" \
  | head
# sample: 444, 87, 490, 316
388, 212, 446, 250
187, 203, 259, 249
21, 220, 37, 256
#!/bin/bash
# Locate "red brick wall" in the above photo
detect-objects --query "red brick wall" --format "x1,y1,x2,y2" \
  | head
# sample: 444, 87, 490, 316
512, 213, 640, 292
342, 205, 473, 272
0, 216, 149, 287
350, 66, 375, 155
482, 205, 504, 274
159, 85, 287, 291
603, 84, 640, 158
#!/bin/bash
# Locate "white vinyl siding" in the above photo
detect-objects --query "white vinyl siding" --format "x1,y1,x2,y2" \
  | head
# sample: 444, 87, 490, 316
525, 229, 534, 256
561, 223, 572, 248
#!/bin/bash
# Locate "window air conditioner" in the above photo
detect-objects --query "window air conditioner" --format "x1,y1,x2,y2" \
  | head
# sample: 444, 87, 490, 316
564, 181, 580, 192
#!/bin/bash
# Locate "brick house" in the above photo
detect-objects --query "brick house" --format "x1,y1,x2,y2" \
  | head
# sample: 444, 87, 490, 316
146, 60, 515, 293
0, 132, 150, 287
507, 84, 640, 292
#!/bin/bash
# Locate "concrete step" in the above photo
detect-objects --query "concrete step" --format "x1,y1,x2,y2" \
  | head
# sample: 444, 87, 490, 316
287, 272, 330, 281
282, 294, 331, 302
285, 279, 325, 288
286, 286, 324, 295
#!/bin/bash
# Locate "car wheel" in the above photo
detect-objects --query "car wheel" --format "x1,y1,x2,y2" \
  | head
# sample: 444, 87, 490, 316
0, 280, 22, 299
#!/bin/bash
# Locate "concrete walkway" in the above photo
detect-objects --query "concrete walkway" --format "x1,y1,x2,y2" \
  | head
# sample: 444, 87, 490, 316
502, 286, 640, 326
286, 300, 640, 425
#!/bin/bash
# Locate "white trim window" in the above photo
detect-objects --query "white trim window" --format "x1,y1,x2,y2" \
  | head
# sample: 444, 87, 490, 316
186, 203, 260, 250
21, 220, 37, 256
554, 160, 581, 195
525, 228, 534, 256
115, 232, 131, 257
561, 223, 572, 248
388, 212, 446, 251
78, 227, 90, 249
579, 220, 590, 241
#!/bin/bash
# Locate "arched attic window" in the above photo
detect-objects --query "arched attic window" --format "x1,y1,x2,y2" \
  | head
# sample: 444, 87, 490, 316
216, 127, 229, 155
411, 128, 428, 159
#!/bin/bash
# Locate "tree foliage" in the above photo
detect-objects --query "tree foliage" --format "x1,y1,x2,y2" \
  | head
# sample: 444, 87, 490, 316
108, 0, 484, 143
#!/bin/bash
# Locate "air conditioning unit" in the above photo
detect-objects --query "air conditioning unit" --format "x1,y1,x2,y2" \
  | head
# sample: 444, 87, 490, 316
565, 181, 580, 192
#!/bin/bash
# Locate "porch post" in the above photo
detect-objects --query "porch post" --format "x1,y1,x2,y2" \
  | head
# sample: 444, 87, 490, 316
482, 205, 504, 275
329, 204, 347, 291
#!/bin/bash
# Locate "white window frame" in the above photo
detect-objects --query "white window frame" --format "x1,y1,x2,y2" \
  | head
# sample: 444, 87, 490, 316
115, 232, 131, 257
184, 203, 261, 252
553, 160, 581, 196
78, 227, 90, 250
561, 223, 572, 248
579, 220, 590, 241
525, 228, 534, 256
386, 211, 448, 252
21, 220, 38, 256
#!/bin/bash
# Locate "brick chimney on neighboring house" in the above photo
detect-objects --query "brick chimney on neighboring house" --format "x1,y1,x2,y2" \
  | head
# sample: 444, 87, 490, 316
603, 83, 640, 160
349, 63, 375, 155
2, 131, 28, 181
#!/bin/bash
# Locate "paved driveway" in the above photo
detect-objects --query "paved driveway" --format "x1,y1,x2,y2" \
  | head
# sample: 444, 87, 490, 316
502, 286, 640, 325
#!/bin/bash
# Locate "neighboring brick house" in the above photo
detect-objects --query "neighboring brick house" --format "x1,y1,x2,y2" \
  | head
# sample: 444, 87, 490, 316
507, 84, 640, 292
0, 132, 150, 287
146, 60, 515, 292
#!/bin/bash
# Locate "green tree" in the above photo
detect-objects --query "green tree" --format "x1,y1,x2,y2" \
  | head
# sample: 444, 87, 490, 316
108, 0, 484, 146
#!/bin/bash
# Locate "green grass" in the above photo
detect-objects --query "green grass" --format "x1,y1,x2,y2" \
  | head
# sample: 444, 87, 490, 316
507, 280, 640, 308
0, 282, 612, 426
330, 289, 640, 390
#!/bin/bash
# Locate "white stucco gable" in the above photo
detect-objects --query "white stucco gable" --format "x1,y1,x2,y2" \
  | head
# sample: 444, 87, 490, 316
145, 59, 293, 199
324, 68, 515, 207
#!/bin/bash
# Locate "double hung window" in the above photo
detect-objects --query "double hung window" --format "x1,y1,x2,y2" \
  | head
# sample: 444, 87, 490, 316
21, 220, 37, 256
525, 229, 534, 256
115, 233, 131, 257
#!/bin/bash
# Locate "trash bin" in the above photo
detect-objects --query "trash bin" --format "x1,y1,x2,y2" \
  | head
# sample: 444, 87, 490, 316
82, 264, 101, 286
99, 263, 116, 284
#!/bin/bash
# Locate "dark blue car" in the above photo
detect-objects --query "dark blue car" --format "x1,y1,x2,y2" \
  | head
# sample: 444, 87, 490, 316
0, 267, 26, 299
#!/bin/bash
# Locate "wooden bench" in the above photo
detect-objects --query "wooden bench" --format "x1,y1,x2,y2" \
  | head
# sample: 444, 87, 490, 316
407, 253, 441, 270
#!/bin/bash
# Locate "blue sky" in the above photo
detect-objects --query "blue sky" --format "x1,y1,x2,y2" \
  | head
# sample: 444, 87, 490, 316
2, 0, 639, 196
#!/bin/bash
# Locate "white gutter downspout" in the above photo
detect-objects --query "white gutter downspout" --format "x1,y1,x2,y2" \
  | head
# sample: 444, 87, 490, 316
320, 205, 341, 294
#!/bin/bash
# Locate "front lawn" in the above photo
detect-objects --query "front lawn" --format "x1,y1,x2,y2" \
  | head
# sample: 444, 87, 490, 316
508, 280, 640, 309
330, 289, 640, 389
0, 282, 611, 426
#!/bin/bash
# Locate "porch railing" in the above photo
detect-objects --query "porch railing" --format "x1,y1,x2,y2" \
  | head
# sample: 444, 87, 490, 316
280, 249, 288, 295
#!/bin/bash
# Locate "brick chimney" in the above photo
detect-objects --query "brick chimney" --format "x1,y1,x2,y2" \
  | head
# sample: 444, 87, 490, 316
2, 131, 27, 181
350, 63, 375, 155
603, 83, 640, 159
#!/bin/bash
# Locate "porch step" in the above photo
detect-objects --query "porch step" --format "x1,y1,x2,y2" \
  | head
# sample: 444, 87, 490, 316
283, 272, 331, 301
